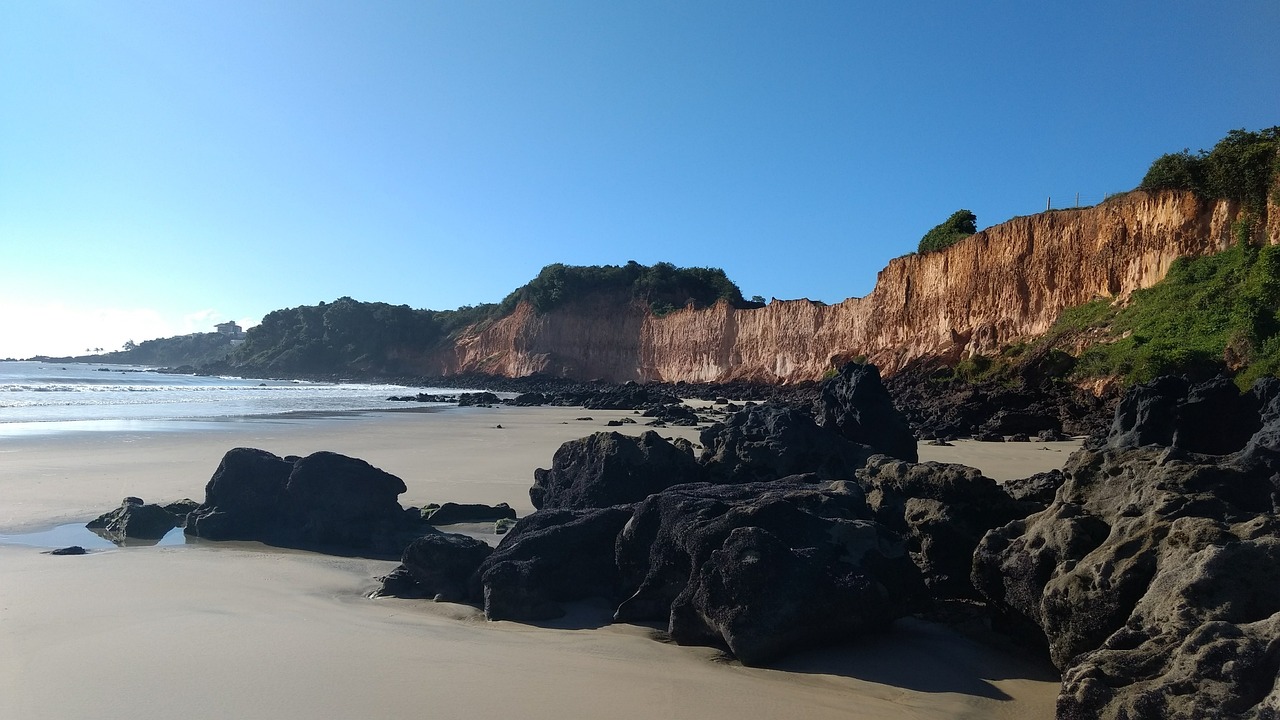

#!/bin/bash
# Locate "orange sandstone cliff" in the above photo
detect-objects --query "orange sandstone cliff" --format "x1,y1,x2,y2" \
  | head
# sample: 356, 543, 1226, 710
437, 189, 1276, 384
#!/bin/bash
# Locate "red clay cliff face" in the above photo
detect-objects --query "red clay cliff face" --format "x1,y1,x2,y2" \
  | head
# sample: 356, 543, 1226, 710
439, 190, 1275, 383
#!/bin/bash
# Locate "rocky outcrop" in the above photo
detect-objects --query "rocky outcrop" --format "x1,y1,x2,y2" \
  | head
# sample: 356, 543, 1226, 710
437, 190, 1261, 382
474, 506, 635, 621
186, 448, 427, 555
378, 531, 493, 602
614, 477, 925, 664
856, 457, 1033, 600
814, 363, 917, 461
423, 502, 516, 525
529, 431, 706, 510
973, 376, 1280, 719
86, 497, 181, 541
697, 403, 873, 484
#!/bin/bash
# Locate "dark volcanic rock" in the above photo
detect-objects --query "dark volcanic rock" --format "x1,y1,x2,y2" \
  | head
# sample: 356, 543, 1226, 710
698, 403, 871, 484
641, 402, 700, 426
48, 545, 88, 556
814, 363, 918, 462
613, 477, 925, 664
458, 391, 500, 406
87, 497, 180, 540
186, 448, 292, 540
884, 366, 1116, 441
1102, 375, 1263, 454
855, 456, 1034, 600
186, 448, 424, 555
1001, 469, 1065, 505
379, 531, 494, 602
506, 392, 547, 406
581, 384, 681, 411
973, 376, 1280, 719
475, 505, 635, 621
530, 431, 706, 511
425, 502, 517, 525
981, 409, 1062, 437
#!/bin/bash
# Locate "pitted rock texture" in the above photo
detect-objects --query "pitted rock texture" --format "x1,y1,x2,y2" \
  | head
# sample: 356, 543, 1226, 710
973, 376, 1280, 719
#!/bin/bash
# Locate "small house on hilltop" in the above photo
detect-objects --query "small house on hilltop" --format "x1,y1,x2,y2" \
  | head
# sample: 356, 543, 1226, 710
215, 321, 243, 337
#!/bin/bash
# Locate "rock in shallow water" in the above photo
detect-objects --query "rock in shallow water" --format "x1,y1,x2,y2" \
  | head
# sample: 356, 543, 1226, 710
86, 497, 179, 541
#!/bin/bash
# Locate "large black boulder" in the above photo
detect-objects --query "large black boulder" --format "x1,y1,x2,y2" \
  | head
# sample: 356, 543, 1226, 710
186, 448, 292, 540
378, 531, 494, 602
186, 448, 423, 555
474, 506, 635, 621
698, 403, 871, 484
814, 363, 917, 462
530, 431, 706, 510
613, 477, 925, 664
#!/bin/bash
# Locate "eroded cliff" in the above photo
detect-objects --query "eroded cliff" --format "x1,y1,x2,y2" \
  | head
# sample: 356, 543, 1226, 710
439, 190, 1276, 383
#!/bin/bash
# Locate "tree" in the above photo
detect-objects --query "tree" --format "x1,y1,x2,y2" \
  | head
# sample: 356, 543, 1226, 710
918, 210, 977, 254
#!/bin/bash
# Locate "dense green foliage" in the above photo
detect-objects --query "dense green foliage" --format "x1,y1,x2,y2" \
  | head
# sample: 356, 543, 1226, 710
1047, 240, 1280, 387
227, 297, 460, 375
498, 261, 744, 316
48, 332, 238, 367
917, 210, 977, 254
1140, 127, 1280, 213
219, 261, 745, 375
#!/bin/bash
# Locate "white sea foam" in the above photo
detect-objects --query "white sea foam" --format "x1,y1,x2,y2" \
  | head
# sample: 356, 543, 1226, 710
0, 361, 460, 428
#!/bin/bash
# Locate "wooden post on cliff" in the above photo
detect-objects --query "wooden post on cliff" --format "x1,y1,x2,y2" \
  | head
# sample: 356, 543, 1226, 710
1046, 196, 1051, 211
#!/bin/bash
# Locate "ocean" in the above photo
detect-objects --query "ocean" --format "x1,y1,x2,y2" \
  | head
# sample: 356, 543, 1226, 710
0, 360, 460, 437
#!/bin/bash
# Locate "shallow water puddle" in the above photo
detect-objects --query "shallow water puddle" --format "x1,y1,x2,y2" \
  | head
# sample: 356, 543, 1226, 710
0, 522, 188, 550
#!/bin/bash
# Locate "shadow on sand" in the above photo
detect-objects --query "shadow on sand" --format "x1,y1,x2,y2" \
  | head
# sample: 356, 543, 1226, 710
766, 616, 1059, 700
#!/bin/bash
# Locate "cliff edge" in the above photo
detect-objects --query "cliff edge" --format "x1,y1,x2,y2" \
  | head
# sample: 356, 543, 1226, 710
440, 189, 1274, 383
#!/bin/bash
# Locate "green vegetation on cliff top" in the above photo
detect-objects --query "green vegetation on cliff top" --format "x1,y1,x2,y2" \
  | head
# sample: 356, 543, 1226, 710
1140, 126, 1280, 213
220, 261, 743, 376
917, 210, 977, 254
497, 260, 743, 316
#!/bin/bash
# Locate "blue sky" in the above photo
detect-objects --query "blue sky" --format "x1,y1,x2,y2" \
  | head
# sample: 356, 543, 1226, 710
2, 1, 1277, 358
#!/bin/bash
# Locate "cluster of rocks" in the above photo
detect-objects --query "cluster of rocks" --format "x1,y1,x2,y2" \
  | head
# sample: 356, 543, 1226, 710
884, 367, 1115, 441
376, 364, 1029, 664
86, 360, 1280, 716
973, 375, 1280, 719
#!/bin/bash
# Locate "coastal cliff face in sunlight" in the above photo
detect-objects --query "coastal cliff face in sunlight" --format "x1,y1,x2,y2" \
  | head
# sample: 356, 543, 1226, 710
438, 189, 1276, 383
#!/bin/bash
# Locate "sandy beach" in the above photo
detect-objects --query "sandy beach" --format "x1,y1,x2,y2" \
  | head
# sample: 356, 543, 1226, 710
0, 406, 1071, 720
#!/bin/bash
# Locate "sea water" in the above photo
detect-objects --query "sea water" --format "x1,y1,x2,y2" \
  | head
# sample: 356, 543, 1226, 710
0, 360, 459, 436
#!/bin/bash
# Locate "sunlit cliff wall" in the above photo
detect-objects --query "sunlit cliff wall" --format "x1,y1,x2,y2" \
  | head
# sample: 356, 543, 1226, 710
438, 189, 1275, 383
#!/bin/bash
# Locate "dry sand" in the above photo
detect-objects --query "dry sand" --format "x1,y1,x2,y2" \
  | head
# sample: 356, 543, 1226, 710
0, 406, 1071, 720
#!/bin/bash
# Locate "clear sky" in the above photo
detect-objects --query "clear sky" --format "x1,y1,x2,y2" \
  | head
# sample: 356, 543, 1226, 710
2, 1, 1277, 358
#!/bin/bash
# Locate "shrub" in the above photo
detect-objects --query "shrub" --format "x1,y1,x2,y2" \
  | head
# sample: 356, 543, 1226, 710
918, 210, 977, 254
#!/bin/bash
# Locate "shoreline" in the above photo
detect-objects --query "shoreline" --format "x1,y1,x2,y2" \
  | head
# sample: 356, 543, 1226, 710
1, 405, 1074, 719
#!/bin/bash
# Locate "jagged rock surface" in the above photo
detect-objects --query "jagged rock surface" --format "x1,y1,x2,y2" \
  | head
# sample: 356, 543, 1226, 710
814, 363, 917, 462
698, 403, 872, 484
973, 376, 1280, 719
613, 477, 925, 664
529, 431, 706, 511
474, 506, 635, 621
855, 456, 1034, 600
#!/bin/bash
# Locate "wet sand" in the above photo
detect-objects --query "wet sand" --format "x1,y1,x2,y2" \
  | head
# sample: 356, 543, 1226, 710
0, 406, 1070, 720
